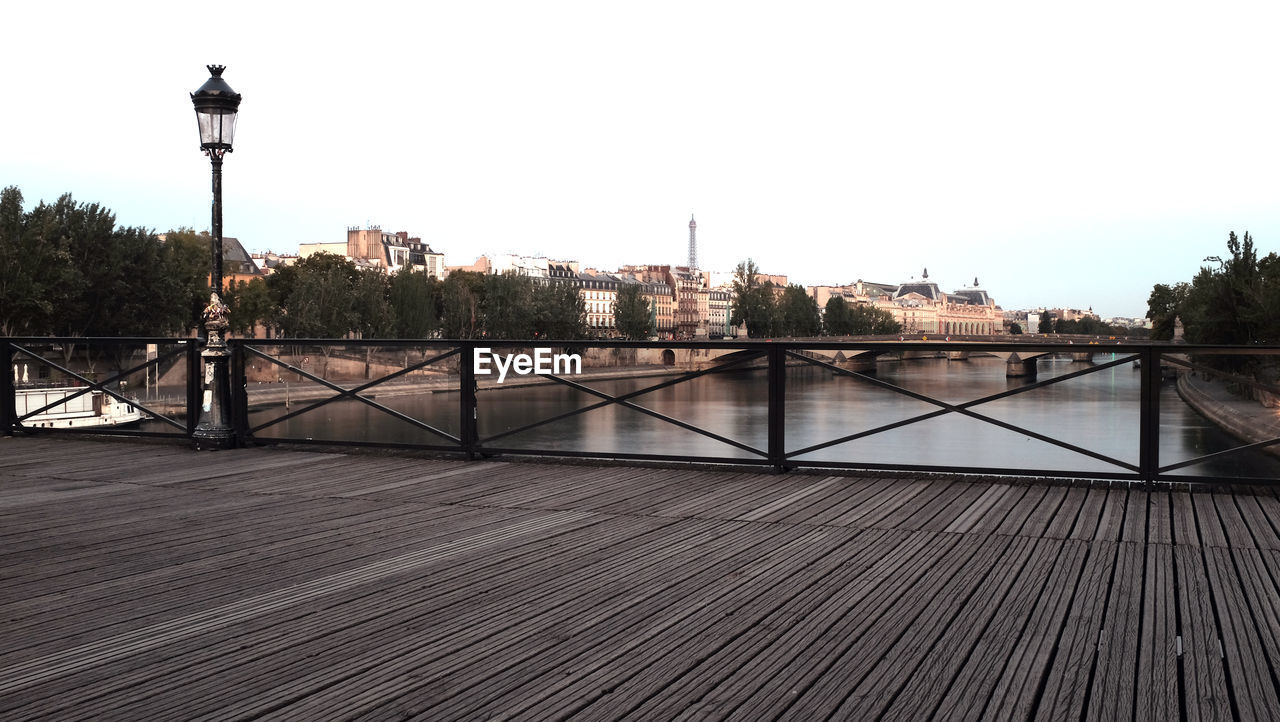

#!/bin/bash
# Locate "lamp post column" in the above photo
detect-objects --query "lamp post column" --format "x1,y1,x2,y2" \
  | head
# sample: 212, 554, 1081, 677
190, 64, 241, 450
192, 153, 234, 450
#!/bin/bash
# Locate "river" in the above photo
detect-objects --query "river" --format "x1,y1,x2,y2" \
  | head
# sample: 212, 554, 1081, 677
244, 354, 1280, 480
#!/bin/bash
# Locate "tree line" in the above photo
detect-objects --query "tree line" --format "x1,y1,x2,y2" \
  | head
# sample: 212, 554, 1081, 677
1147, 232, 1280, 345
1032, 314, 1132, 336
1146, 231, 1280, 379
3, 188, 910, 342
728, 259, 900, 338
241, 252, 591, 340
0, 187, 209, 337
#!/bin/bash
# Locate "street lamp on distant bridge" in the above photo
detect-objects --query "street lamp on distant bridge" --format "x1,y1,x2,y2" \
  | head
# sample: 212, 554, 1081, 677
190, 65, 241, 450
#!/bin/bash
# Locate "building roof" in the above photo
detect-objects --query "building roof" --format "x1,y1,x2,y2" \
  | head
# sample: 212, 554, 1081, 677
951, 289, 992, 306
221, 237, 261, 276
894, 282, 941, 301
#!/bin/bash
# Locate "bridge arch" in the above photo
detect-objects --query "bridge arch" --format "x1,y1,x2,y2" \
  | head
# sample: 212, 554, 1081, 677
660, 349, 676, 366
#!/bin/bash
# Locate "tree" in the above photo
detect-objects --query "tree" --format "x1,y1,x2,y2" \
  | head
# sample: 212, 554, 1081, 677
532, 280, 587, 339
822, 296, 855, 336
439, 271, 484, 339
388, 267, 440, 339
0, 189, 206, 337
351, 269, 392, 338
1148, 231, 1280, 382
227, 277, 272, 337
1146, 283, 1185, 340
614, 283, 653, 340
845, 303, 901, 335
0, 186, 63, 335
1037, 313, 1054, 334
729, 259, 775, 337
1008, 322, 1023, 335
776, 284, 821, 337
161, 229, 215, 334
482, 273, 535, 339
267, 252, 360, 338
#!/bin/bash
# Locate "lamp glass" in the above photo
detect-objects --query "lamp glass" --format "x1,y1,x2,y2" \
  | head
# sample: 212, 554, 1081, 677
196, 107, 237, 151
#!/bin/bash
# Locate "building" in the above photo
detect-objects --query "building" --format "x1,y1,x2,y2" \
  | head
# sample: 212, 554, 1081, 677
808, 274, 1002, 336
670, 267, 703, 338
248, 251, 299, 276
617, 265, 677, 338
578, 271, 620, 335
302, 225, 444, 278
159, 232, 263, 292
708, 288, 732, 338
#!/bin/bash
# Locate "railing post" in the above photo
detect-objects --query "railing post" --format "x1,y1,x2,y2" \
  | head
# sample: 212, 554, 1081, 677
230, 341, 249, 446
768, 343, 787, 473
1, 341, 14, 436
1138, 345, 1160, 483
459, 341, 478, 460
186, 340, 201, 437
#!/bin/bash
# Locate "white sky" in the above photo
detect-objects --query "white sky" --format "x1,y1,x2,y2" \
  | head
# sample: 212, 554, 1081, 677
5, 0, 1280, 318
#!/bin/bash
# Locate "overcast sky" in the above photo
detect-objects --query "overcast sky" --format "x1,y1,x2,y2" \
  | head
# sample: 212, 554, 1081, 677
5, 1, 1279, 318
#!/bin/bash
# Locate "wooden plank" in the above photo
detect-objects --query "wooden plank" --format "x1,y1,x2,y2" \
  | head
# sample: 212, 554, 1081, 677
1203, 546, 1280, 718
154, 520, 815, 720
439, 527, 883, 720
769, 535, 1008, 720
965, 483, 1030, 535
1146, 491, 1173, 545
4, 437, 1280, 720
1239, 548, 1280, 690
1093, 486, 1129, 541
1019, 485, 1069, 538
890, 537, 1068, 721
1085, 541, 1145, 721
1032, 540, 1117, 720
864, 480, 955, 529
1042, 485, 1088, 539
872, 536, 1047, 721
734, 476, 842, 522
1243, 493, 1280, 550
946, 482, 1020, 535
1232, 494, 1280, 550
1067, 487, 1107, 540
977, 537, 1089, 720
1174, 544, 1233, 721
1135, 543, 1178, 722
2, 513, 726, 719
1122, 488, 1148, 543
831, 479, 934, 529
1191, 492, 1229, 548
792, 477, 896, 527
1212, 491, 1256, 549
1171, 489, 1201, 547
918, 480, 995, 533
550, 529, 948, 721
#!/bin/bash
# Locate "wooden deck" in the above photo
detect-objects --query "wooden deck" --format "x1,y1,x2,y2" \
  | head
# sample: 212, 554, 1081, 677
2, 437, 1279, 720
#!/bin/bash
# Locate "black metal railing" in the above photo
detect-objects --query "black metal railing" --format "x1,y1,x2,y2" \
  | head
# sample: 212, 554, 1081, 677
3, 336, 1279, 485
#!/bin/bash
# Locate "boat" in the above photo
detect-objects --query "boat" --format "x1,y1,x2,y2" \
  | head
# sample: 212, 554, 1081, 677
15, 386, 148, 429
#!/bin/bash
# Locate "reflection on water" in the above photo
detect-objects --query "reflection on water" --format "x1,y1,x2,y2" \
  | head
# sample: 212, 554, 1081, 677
245, 354, 1280, 479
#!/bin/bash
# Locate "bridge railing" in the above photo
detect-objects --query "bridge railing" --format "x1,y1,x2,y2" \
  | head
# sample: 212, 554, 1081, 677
4, 337, 1279, 485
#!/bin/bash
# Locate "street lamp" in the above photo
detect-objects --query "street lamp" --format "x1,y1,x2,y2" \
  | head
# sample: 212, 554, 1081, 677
190, 65, 241, 450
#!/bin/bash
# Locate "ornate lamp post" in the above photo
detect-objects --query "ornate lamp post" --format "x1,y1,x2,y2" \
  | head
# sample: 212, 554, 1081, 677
190, 65, 241, 449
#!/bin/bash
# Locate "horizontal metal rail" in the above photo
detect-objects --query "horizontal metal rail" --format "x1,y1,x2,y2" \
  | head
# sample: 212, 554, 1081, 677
3, 337, 1279, 485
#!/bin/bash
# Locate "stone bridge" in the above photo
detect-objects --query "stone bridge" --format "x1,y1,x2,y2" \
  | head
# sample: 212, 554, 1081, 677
637, 334, 1138, 378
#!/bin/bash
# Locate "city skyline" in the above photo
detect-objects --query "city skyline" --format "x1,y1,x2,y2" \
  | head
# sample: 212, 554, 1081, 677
6, 2, 1280, 319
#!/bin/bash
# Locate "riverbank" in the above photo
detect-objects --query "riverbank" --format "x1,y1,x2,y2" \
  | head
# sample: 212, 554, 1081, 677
1176, 372, 1280, 459
243, 364, 704, 409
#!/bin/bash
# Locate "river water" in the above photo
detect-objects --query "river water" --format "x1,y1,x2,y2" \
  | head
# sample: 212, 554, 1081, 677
246, 355, 1280, 480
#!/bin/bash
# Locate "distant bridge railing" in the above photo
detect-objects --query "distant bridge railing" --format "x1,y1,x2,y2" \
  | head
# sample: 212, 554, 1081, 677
3, 337, 1279, 485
